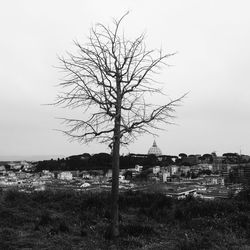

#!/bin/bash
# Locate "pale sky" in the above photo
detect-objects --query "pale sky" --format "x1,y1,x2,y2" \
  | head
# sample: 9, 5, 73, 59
1, 0, 250, 159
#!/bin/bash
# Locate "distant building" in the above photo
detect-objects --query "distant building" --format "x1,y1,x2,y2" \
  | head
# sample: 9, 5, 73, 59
119, 175, 125, 181
58, 171, 73, 180
179, 165, 191, 175
148, 140, 162, 156
41, 170, 54, 179
197, 189, 229, 200
165, 187, 197, 199
71, 171, 80, 177
81, 183, 91, 188
9, 163, 22, 170
198, 163, 213, 171
81, 171, 91, 179
0, 165, 6, 175
221, 164, 233, 177
8, 171, 16, 178
170, 165, 179, 175
162, 168, 171, 182
236, 163, 250, 184
153, 166, 161, 174
105, 169, 112, 178
147, 173, 160, 182
135, 165, 143, 172
204, 175, 225, 185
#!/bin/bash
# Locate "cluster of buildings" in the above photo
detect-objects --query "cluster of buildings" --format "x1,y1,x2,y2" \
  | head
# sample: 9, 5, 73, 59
145, 141, 250, 182
123, 141, 247, 199
0, 163, 133, 193
0, 141, 249, 199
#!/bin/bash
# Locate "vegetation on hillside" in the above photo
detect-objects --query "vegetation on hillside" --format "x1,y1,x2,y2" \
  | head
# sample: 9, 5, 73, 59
35, 152, 250, 173
0, 188, 249, 249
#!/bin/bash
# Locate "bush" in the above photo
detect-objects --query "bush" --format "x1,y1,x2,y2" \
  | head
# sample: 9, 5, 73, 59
235, 188, 250, 202
175, 199, 237, 220
228, 212, 250, 231
4, 189, 30, 205
0, 206, 30, 226
37, 210, 52, 227
119, 191, 173, 210
35, 210, 70, 234
121, 223, 156, 237
176, 230, 214, 250
0, 189, 249, 249
0, 228, 17, 249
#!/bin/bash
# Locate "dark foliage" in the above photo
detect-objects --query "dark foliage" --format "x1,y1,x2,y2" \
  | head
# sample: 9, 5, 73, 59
120, 223, 156, 237
0, 189, 249, 249
235, 187, 250, 202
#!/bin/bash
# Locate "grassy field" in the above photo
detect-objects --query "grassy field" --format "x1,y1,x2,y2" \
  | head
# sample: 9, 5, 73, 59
0, 188, 249, 249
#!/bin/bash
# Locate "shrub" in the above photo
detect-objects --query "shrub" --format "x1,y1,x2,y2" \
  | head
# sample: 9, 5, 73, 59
35, 210, 70, 234
175, 199, 237, 220
120, 223, 156, 237
119, 191, 173, 211
228, 212, 250, 231
57, 219, 70, 233
35, 210, 53, 228
4, 189, 30, 206
0, 206, 30, 226
0, 228, 17, 249
176, 231, 213, 250
235, 188, 250, 202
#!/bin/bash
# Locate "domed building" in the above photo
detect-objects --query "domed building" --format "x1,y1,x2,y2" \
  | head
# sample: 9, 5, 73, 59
148, 140, 162, 156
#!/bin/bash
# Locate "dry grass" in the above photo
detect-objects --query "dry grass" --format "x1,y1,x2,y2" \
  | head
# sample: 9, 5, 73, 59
0, 189, 249, 249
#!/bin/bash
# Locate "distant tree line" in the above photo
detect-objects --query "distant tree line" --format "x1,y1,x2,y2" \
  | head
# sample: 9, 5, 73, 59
34, 152, 250, 172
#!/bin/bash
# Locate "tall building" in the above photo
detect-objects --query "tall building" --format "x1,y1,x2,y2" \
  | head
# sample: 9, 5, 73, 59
148, 140, 162, 156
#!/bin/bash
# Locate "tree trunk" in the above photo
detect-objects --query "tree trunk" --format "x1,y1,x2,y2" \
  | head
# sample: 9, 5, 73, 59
111, 78, 121, 239
111, 127, 120, 239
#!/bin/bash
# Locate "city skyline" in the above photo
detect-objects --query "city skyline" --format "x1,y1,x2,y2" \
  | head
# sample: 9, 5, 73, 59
1, 0, 250, 158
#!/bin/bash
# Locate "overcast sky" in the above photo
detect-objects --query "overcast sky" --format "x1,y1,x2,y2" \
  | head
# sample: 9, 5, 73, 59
1, 0, 250, 159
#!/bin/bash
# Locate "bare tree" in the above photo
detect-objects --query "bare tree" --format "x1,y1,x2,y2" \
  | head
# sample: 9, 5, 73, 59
55, 13, 183, 239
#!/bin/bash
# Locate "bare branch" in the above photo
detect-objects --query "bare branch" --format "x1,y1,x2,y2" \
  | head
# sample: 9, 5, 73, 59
53, 13, 185, 240
54, 13, 184, 147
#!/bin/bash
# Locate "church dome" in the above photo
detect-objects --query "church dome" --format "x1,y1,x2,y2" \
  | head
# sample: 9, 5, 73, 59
148, 140, 162, 156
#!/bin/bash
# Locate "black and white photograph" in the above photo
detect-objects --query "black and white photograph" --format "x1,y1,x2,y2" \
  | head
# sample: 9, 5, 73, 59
0, 1, 250, 249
